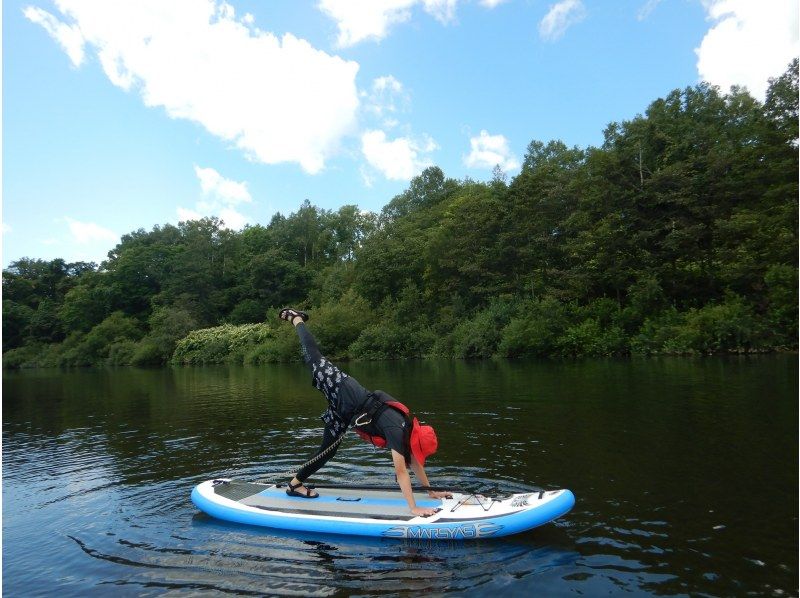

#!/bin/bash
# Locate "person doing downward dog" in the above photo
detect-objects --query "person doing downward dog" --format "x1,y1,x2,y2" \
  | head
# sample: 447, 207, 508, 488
278, 308, 449, 517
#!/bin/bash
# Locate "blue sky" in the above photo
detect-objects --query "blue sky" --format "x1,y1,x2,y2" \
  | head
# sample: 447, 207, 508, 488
3, 0, 798, 266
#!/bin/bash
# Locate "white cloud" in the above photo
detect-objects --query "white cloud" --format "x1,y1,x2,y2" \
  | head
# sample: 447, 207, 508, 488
422, 0, 458, 24
25, 1, 360, 174
361, 129, 437, 180
2, 223, 11, 234
359, 165, 375, 188
637, 0, 663, 21
177, 166, 251, 230
319, 0, 416, 47
363, 75, 409, 127
479, 0, 507, 7
319, 0, 461, 47
539, 0, 586, 42
464, 130, 520, 171
219, 207, 247, 230
373, 75, 403, 94
177, 206, 204, 222
64, 217, 118, 245
194, 165, 252, 205
23, 6, 85, 66
695, 0, 799, 100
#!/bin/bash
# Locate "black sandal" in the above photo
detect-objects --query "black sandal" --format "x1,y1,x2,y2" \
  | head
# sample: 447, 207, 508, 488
278, 308, 309, 323
286, 481, 319, 499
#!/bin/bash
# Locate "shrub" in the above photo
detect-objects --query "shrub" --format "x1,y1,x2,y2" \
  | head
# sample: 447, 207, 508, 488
305, 290, 370, 359
2, 344, 41, 369
497, 297, 570, 358
57, 312, 143, 366
172, 322, 275, 364
349, 322, 433, 360
671, 296, 761, 353
764, 264, 798, 347
555, 318, 627, 357
130, 341, 166, 365
633, 296, 762, 354
444, 299, 518, 358
228, 299, 267, 324
106, 340, 138, 365
243, 328, 302, 364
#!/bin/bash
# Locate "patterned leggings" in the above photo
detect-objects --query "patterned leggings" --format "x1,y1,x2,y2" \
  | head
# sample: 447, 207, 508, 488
293, 324, 362, 482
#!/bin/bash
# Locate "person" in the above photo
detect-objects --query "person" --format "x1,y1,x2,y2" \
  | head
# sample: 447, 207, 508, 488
278, 307, 450, 517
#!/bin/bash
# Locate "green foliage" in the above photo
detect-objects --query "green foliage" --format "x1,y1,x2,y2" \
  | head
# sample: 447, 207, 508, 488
632, 296, 764, 355
4, 61, 798, 367
764, 264, 799, 347
227, 299, 267, 324
59, 312, 144, 366
498, 298, 569, 358
2, 344, 44, 369
350, 321, 434, 360
172, 323, 275, 365
304, 290, 370, 359
445, 300, 518, 358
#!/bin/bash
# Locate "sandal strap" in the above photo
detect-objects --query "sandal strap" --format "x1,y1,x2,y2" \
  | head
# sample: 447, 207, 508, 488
279, 308, 308, 321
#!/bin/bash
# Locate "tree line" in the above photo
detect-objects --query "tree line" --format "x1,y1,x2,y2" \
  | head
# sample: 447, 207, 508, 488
3, 61, 797, 367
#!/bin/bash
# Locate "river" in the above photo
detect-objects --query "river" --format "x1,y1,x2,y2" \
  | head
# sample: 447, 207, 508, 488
3, 355, 797, 596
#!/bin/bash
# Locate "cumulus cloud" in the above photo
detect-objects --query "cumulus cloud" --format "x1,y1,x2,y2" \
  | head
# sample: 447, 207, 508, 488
23, 6, 85, 66
177, 207, 205, 222
219, 207, 248, 230
361, 129, 437, 180
695, 0, 799, 100
194, 165, 252, 205
362, 75, 409, 128
64, 217, 118, 244
539, 0, 586, 42
319, 0, 465, 47
464, 130, 519, 171
178, 166, 251, 230
25, 0, 360, 174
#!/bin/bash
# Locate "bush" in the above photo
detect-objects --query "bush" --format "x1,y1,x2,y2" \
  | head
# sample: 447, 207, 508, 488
228, 299, 267, 324
349, 322, 433, 359
633, 296, 763, 354
130, 341, 166, 365
764, 264, 798, 347
243, 325, 300, 364
631, 308, 684, 355
305, 290, 370, 359
444, 299, 518, 358
57, 312, 143, 366
555, 318, 627, 357
172, 322, 275, 364
2, 344, 42, 369
106, 340, 138, 365
671, 296, 761, 353
497, 297, 570, 358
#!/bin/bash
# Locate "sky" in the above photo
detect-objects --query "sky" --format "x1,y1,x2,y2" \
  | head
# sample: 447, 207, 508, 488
2, 0, 798, 266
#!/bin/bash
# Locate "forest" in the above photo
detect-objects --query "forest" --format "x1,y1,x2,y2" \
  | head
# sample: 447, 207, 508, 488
3, 61, 797, 368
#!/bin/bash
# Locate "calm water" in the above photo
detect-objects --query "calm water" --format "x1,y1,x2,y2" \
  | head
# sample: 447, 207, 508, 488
3, 356, 797, 596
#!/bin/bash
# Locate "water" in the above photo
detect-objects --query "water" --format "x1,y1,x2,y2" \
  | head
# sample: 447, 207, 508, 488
3, 356, 797, 596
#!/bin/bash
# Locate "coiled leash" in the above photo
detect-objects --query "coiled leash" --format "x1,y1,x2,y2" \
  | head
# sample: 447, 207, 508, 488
257, 400, 379, 485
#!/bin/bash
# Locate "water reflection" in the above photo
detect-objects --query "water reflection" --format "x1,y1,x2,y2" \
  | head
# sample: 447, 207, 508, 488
3, 356, 797, 596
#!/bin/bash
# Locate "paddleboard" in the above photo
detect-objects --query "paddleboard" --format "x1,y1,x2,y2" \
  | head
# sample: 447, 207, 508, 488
191, 479, 575, 540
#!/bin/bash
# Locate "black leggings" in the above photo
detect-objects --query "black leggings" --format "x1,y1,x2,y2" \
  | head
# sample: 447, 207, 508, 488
293, 324, 366, 482
294, 425, 340, 483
